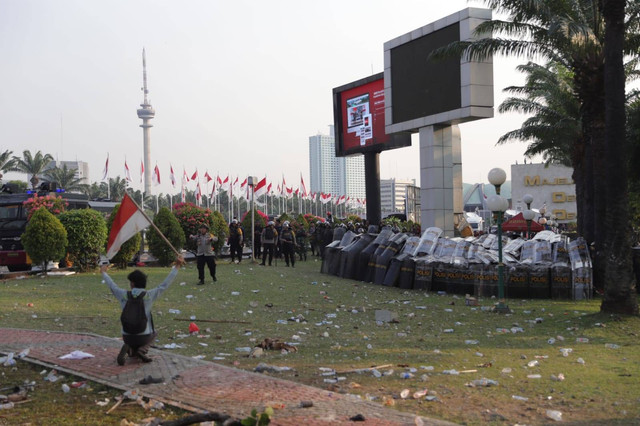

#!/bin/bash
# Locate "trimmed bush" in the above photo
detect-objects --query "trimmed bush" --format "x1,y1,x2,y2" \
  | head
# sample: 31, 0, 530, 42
173, 203, 228, 253
107, 202, 142, 269
23, 194, 68, 220
210, 210, 228, 254
22, 207, 67, 272
148, 207, 185, 266
59, 209, 107, 271
295, 213, 309, 231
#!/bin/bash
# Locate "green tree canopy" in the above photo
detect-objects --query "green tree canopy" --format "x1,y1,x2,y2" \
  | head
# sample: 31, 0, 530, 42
22, 207, 67, 272
148, 207, 185, 266
59, 209, 107, 271
12, 150, 54, 189
44, 164, 87, 193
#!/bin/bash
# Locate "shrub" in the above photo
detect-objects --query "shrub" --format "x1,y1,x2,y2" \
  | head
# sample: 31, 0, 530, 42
23, 194, 68, 220
106, 202, 142, 269
277, 213, 291, 224
59, 209, 107, 271
210, 210, 228, 254
303, 213, 325, 224
294, 213, 309, 231
22, 207, 67, 272
346, 214, 362, 224
148, 207, 185, 266
173, 202, 214, 254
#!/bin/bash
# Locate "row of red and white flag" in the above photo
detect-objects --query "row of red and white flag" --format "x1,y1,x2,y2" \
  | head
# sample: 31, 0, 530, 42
102, 155, 366, 207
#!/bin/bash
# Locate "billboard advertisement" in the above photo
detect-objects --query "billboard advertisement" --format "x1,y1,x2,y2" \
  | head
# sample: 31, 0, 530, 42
333, 73, 411, 157
383, 7, 494, 134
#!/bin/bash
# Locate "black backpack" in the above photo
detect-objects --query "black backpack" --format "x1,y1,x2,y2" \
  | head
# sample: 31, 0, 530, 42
120, 291, 148, 334
264, 227, 275, 240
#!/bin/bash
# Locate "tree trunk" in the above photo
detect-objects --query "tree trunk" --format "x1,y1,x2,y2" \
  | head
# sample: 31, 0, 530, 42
577, 65, 606, 290
600, 0, 639, 314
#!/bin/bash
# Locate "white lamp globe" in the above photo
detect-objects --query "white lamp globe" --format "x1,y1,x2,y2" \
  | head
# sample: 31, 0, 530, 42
488, 168, 507, 187
486, 194, 507, 212
501, 197, 510, 212
522, 194, 533, 206
523, 209, 536, 221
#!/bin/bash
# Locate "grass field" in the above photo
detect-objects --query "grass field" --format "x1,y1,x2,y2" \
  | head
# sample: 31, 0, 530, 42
1, 257, 639, 425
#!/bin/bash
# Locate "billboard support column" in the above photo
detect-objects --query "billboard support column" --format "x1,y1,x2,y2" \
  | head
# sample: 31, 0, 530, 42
365, 151, 381, 226
419, 125, 462, 237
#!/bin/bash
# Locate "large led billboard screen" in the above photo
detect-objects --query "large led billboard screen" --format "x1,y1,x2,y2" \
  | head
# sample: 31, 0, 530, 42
333, 73, 411, 157
384, 8, 494, 134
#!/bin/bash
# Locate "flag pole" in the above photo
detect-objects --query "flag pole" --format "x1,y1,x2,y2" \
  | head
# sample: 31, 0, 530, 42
128, 194, 181, 257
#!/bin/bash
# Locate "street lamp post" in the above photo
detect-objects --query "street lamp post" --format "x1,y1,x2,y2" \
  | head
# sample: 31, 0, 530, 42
248, 176, 258, 263
523, 209, 535, 239
522, 194, 534, 239
487, 168, 511, 314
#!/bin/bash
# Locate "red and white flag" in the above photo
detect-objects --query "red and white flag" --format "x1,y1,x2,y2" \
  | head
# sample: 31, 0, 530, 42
300, 173, 307, 197
106, 193, 151, 259
204, 171, 213, 182
191, 169, 198, 181
320, 193, 332, 204
210, 181, 218, 198
182, 168, 189, 184
276, 184, 281, 195
221, 175, 230, 191
195, 182, 202, 205
254, 177, 267, 198
152, 164, 161, 186
102, 154, 109, 181
140, 160, 145, 183
267, 182, 272, 194
169, 164, 176, 188
286, 187, 293, 199
124, 160, 132, 182
281, 176, 287, 195
240, 177, 247, 191
232, 177, 239, 195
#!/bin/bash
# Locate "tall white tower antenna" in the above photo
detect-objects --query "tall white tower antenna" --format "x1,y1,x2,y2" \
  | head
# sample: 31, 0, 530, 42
137, 48, 155, 196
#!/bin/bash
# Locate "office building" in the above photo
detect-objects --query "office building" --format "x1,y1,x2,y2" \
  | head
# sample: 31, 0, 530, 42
44, 160, 90, 185
309, 125, 365, 199
380, 178, 416, 217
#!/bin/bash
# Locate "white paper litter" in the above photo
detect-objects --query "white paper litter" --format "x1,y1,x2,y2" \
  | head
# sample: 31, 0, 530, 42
59, 350, 95, 360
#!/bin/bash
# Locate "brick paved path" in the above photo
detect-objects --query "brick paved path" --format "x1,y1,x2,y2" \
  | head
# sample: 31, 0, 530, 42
0, 328, 454, 425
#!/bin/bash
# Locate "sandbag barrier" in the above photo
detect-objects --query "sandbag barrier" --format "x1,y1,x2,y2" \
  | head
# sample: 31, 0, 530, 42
320, 227, 593, 300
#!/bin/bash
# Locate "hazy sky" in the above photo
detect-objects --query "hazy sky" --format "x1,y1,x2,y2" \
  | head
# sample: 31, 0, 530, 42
0, 0, 534, 195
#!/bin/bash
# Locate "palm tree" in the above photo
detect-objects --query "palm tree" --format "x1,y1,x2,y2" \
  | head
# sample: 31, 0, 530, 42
497, 61, 580, 167
12, 150, 54, 189
108, 176, 128, 201
84, 182, 108, 200
436, 0, 639, 313
0, 150, 16, 182
600, 0, 637, 314
43, 164, 87, 193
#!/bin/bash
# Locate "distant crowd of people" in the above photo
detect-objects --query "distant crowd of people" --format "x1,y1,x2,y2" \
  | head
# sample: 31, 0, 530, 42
194, 212, 380, 269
